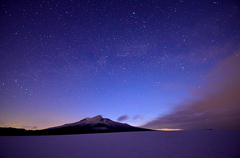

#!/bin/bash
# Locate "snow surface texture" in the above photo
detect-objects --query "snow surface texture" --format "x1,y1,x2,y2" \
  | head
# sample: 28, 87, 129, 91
48, 115, 131, 129
0, 130, 240, 158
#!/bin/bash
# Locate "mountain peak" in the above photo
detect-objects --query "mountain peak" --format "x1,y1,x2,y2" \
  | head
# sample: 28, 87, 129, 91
45, 115, 152, 134
81, 115, 104, 124
91, 115, 103, 120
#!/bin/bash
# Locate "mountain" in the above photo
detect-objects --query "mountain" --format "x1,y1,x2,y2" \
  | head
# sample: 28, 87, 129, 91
0, 115, 152, 136
41, 115, 152, 135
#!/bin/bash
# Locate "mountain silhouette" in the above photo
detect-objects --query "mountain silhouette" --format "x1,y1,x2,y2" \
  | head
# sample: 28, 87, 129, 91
0, 115, 152, 135
41, 115, 152, 135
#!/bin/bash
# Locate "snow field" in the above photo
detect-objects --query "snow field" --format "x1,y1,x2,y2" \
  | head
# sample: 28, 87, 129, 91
0, 130, 239, 158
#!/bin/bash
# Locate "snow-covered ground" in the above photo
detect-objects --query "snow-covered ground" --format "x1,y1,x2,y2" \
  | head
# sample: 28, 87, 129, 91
0, 130, 239, 158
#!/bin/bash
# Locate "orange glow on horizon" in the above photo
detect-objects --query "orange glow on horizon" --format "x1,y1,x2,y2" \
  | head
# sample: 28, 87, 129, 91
156, 128, 183, 131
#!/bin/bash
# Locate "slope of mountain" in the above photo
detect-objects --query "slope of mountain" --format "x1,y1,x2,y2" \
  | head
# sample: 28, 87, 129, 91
0, 115, 152, 136
42, 115, 152, 135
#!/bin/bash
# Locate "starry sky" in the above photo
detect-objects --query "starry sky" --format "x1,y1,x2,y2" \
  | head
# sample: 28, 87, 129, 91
1, 0, 240, 130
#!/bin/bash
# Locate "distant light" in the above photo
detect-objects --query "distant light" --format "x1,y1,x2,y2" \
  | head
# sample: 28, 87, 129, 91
156, 128, 183, 131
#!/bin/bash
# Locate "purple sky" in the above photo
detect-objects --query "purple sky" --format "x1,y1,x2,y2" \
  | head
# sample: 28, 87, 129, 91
1, 0, 240, 130
143, 54, 240, 130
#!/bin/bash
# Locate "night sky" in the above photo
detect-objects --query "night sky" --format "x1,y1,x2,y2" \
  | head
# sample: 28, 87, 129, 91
1, 0, 240, 130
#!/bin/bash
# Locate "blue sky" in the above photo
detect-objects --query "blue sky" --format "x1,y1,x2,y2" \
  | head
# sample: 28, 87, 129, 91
1, 0, 239, 130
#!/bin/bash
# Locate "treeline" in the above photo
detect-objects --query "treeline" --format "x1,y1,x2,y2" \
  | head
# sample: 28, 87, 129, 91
0, 127, 31, 136
0, 127, 86, 136
0, 126, 152, 136
0, 127, 112, 136
0, 127, 52, 136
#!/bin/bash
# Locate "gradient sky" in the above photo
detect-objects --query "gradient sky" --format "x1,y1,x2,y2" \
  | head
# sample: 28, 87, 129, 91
1, 0, 240, 130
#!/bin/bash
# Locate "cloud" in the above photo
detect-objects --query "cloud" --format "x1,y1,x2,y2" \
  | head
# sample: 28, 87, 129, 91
143, 53, 240, 130
117, 115, 129, 122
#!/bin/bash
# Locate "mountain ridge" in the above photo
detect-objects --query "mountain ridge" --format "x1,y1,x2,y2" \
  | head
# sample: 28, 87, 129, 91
43, 115, 152, 135
48, 115, 131, 129
0, 115, 152, 136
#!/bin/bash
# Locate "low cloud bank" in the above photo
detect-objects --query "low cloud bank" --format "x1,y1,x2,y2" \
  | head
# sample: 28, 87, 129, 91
117, 115, 128, 122
143, 53, 240, 130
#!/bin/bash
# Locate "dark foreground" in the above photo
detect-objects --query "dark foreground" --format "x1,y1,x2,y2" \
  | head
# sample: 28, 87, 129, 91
0, 130, 240, 158
0, 126, 151, 136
